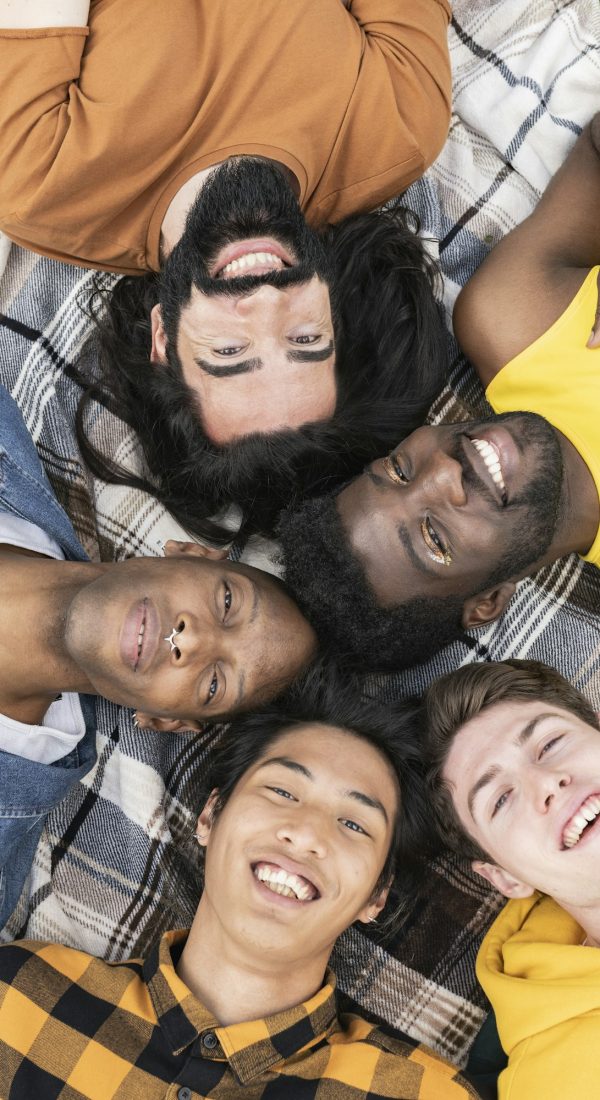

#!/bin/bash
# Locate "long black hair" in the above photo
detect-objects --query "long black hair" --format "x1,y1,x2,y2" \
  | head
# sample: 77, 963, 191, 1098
76, 202, 447, 544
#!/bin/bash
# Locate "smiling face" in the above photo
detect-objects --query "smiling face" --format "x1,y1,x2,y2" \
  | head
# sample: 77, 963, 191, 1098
443, 699, 600, 909
197, 724, 398, 965
63, 554, 317, 723
155, 157, 337, 443
336, 412, 563, 613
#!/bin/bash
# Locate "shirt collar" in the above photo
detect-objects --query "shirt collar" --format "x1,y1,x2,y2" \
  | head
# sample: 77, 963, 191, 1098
145, 931, 339, 1083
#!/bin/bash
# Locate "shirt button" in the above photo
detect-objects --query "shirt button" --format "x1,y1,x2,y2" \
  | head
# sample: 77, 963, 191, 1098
177, 1089, 192, 1100
202, 1031, 218, 1050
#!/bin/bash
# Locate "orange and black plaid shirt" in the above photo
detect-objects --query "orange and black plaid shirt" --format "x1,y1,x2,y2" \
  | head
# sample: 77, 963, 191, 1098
0, 931, 478, 1098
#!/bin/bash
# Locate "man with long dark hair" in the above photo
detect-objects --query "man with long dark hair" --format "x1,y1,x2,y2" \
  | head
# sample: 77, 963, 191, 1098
0, 0, 451, 540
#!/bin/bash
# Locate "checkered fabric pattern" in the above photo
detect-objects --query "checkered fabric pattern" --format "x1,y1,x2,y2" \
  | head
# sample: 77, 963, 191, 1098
0, 932, 478, 1099
0, 0, 598, 1071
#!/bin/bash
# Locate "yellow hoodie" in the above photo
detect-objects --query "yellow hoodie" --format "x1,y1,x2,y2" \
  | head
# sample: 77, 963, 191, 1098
476, 893, 599, 1100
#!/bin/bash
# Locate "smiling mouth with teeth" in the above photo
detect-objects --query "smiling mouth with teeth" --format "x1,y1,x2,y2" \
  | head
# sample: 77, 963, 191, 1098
470, 437, 507, 504
252, 862, 319, 902
218, 251, 289, 278
562, 794, 600, 849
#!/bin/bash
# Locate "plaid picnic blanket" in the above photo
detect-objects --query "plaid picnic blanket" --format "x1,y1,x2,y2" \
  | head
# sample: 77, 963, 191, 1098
1, 0, 599, 1069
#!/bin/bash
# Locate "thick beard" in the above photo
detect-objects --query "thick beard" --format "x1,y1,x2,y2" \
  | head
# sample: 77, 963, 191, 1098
458, 411, 564, 586
162, 156, 333, 301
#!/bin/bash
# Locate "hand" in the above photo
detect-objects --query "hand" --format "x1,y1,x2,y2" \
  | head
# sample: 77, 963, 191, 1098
586, 272, 600, 348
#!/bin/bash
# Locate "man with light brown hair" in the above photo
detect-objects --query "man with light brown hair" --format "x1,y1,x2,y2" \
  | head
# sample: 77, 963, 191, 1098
423, 659, 600, 1100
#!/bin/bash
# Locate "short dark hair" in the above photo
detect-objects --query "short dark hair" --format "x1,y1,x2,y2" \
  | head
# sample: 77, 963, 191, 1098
278, 491, 470, 670
423, 659, 600, 861
195, 664, 429, 937
75, 203, 446, 545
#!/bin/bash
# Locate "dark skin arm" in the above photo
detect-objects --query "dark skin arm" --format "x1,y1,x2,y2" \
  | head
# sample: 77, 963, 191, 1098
454, 112, 600, 388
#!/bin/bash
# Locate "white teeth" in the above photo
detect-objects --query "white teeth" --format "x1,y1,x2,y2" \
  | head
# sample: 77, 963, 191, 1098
471, 437, 506, 499
221, 251, 285, 276
137, 621, 145, 657
254, 864, 315, 901
563, 795, 600, 848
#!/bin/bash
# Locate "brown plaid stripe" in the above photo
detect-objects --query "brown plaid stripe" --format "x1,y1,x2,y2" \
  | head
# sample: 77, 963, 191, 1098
0, 932, 478, 1098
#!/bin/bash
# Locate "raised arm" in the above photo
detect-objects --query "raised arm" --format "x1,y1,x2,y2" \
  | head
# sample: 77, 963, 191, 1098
454, 113, 600, 387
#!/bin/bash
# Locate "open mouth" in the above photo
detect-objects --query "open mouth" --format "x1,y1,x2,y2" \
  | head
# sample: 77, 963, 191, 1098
469, 436, 507, 505
252, 861, 319, 902
212, 239, 293, 280
562, 794, 600, 849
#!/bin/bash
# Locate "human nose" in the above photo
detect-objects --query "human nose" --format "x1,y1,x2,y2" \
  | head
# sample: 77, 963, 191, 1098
529, 766, 570, 813
164, 613, 211, 664
276, 810, 328, 859
234, 283, 282, 314
419, 450, 467, 508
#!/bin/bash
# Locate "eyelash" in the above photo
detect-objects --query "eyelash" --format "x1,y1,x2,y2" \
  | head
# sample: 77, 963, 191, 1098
215, 346, 245, 356
223, 582, 232, 618
421, 518, 452, 567
492, 790, 511, 817
383, 452, 409, 484
539, 735, 563, 758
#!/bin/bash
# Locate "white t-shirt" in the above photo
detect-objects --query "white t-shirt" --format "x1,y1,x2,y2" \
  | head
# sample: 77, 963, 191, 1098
0, 514, 86, 764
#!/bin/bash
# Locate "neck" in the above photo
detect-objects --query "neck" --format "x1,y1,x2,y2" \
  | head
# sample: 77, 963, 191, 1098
0, 552, 105, 723
559, 898, 600, 949
160, 156, 300, 258
176, 895, 330, 1026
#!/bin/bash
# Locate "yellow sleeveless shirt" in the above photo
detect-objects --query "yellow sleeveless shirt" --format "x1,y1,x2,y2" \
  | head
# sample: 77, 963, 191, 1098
487, 266, 600, 567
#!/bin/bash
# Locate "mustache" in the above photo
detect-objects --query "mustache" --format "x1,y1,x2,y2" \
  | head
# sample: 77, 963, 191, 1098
198, 263, 321, 298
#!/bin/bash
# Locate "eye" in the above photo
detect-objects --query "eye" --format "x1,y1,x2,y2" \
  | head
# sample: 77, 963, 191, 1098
382, 452, 409, 484
206, 670, 219, 704
491, 790, 510, 818
539, 735, 563, 758
340, 818, 368, 835
223, 582, 232, 618
421, 517, 452, 567
214, 345, 245, 357
267, 786, 296, 801
291, 334, 320, 345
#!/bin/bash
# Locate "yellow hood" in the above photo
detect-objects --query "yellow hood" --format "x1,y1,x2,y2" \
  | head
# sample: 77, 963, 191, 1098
477, 894, 600, 1099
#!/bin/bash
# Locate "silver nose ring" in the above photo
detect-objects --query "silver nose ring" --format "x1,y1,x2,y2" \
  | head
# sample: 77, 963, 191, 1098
164, 625, 182, 653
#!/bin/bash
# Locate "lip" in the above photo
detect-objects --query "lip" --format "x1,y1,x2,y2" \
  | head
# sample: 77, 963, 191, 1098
249, 853, 323, 905
560, 790, 600, 850
120, 597, 161, 673
211, 238, 295, 278
464, 425, 520, 506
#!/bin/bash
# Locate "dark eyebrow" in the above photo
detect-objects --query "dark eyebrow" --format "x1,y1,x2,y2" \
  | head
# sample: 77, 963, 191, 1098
286, 340, 335, 364
257, 756, 313, 779
467, 765, 500, 819
195, 340, 334, 377
343, 788, 389, 825
195, 357, 261, 377
467, 713, 562, 818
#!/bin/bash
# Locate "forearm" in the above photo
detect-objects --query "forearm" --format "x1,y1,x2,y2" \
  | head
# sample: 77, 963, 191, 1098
0, 0, 89, 27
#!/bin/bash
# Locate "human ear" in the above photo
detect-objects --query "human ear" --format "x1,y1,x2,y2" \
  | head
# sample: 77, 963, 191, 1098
472, 859, 534, 899
150, 303, 168, 365
461, 582, 516, 629
195, 790, 220, 847
163, 539, 229, 561
357, 880, 392, 925
133, 711, 206, 733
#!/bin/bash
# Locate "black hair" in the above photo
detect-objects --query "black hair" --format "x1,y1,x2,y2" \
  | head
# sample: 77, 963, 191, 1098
278, 492, 471, 671
195, 663, 430, 937
75, 202, 446, 545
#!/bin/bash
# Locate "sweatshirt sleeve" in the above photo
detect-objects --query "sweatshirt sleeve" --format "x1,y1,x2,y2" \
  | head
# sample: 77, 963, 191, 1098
0, 27, 89, 237
309, 0, 452, 223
